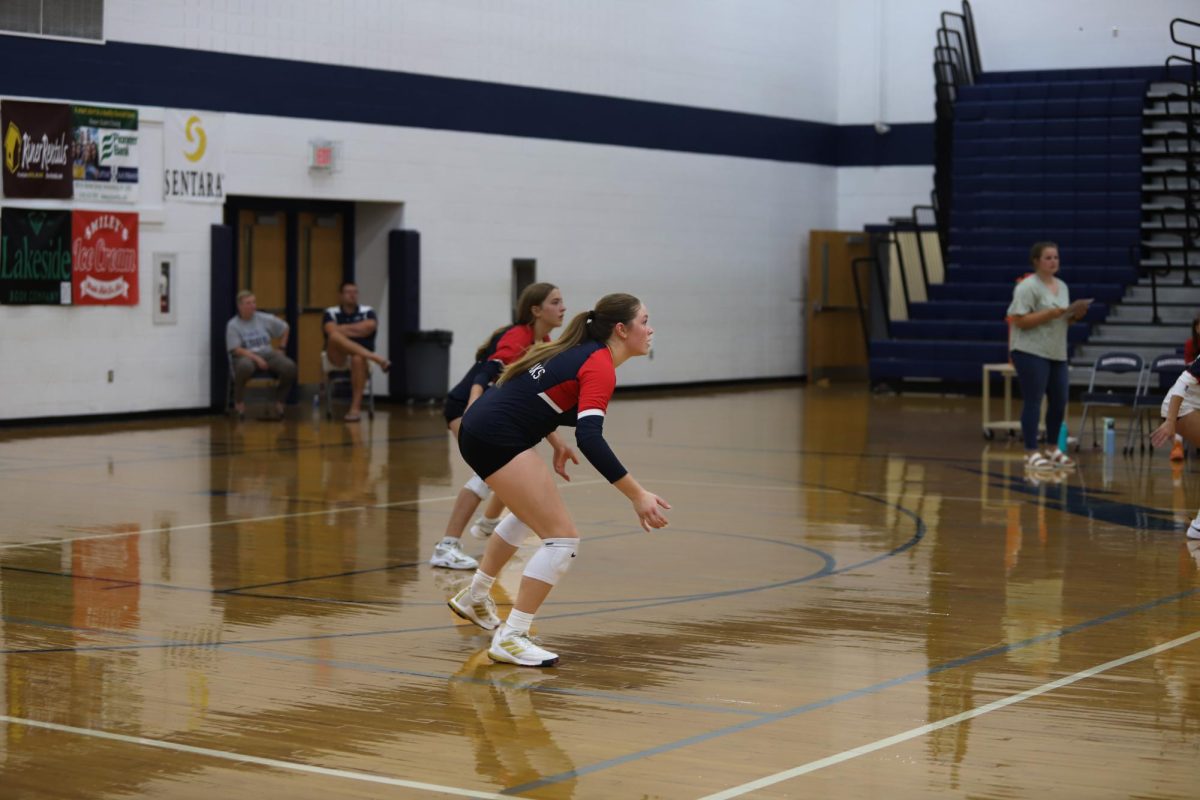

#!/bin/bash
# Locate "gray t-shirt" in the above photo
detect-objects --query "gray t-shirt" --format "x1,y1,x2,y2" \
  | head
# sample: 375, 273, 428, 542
1007, 274, 1070, 362
226, 312, 287, 355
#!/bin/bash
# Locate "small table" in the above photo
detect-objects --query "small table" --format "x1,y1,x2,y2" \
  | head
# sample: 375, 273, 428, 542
982, 362, 1058, 441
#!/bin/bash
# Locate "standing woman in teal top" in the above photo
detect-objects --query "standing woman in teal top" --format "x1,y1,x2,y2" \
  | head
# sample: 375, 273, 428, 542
1007, 242, 1092, 471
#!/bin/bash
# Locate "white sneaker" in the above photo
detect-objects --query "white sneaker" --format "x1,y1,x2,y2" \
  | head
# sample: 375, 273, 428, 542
469, 516, 500, 539
488, 626, 559, 667
1046, 448, 1076, 469
431, 539, 479, 570
447, 586, 500, 630
1187, 521, 1200, 540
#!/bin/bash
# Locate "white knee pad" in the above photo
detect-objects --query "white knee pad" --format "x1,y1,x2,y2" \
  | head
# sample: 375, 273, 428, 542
522, 538, 579, 586
464, 474, 492, 500
495, 514, 530, 546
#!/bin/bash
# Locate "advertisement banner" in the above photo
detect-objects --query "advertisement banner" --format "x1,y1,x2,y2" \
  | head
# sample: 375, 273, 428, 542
163, 110, 225, 203
2, 100, 73, 198
72, 210, 139, 305
0, 208, 73, 305
73, 105, 139, 203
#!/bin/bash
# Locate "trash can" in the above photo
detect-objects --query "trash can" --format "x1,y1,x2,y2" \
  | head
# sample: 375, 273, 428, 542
403, 329, 453, 401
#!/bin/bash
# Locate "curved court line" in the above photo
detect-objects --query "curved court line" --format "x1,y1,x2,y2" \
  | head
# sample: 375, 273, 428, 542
499, 584, 1200, 795
0, 480, 922, 653
0, 713, 509, 800
698, 626, 1200, 799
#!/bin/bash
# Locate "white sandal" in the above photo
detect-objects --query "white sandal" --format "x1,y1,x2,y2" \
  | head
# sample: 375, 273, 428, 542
1046, 448, 1076, 469
1025, 452, 1055, 471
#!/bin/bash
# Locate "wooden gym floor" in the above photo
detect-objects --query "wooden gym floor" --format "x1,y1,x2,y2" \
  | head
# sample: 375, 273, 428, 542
0, 382, 1196, 799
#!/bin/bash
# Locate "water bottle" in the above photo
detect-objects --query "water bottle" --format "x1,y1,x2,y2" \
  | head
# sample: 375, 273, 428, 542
1057, 421, 1069, 453
1103, 417, 1116, 456
312, 392, 321, 416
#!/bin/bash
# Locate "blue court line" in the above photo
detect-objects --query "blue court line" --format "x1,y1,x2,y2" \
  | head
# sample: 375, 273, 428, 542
0, 481, 921, 654
0, 614, 767, 718
501, 584, 1200, 795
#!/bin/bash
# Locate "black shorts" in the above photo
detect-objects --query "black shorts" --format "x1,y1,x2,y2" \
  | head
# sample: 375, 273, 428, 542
443, 396, 468, 426
458, 426, 527, 480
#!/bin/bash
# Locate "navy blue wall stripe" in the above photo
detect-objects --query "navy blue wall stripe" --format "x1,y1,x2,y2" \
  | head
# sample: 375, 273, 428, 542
0, 35, 933, 167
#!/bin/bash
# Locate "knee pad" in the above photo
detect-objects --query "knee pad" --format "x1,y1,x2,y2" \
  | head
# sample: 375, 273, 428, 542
522, 538, 579, 586
495, 514, 530, 546
464, 474, 491, 500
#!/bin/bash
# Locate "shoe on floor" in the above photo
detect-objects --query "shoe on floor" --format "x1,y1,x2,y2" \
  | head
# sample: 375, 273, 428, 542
469, 515, 500, 539
431, 538, 479, 570
488, 626, 559, 667
1187, 521, 1200, 540
447, 586, 500, 630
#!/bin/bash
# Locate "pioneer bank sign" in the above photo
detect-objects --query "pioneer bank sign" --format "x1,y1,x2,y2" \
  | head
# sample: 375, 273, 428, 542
164, 110, 225, 203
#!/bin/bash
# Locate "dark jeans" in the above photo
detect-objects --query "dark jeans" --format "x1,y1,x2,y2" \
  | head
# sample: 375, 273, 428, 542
1010, 349, 1069, 451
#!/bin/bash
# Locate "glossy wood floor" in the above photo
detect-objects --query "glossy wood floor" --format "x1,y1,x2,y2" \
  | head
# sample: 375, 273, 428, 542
0, 383, 1198, 799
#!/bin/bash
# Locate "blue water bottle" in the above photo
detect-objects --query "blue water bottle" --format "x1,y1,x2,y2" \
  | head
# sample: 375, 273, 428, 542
1058, 421, 1069, 453
1103, 417, 1116, 456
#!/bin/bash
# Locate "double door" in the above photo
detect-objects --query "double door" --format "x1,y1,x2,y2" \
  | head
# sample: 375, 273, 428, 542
231, 201, 352, 386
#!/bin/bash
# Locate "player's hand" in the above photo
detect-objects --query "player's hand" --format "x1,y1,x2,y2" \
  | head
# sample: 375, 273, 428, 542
552, 444, 579, 481
1151, 419, 1176, 449
252, 355, 269, 371
633, 491, 671, 531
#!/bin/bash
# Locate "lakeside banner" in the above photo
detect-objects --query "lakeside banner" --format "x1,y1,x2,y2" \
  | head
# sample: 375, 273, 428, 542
0, 208, 73, 305
72, 210, 139, 305
2, 100, 73, 199
72, 104, 139, 203
164, 110, 225, 203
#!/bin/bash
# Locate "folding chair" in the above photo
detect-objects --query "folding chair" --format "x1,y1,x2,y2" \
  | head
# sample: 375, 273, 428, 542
321, 350, 375, 419
1134, 353, 1188, 453
1075, 351, 1146, 452
226, 353, 279, 417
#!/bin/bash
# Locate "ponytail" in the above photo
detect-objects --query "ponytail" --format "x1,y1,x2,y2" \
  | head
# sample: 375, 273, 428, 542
499, 293, 640, 384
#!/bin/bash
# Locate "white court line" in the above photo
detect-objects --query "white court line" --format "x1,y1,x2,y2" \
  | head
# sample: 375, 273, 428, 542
0, 479, 608, 552
0, 714, 506, 798
698, 628, 1200, 800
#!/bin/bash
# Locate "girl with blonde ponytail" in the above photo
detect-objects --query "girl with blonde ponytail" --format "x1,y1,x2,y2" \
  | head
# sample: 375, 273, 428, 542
448, 293, 671, 667
430, 283, 566, 571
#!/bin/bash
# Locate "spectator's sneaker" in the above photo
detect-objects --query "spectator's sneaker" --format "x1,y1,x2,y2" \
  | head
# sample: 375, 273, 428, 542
1187, 520, 1200, 540
447, 586, 500, 630
469, 515, 501, 539
431, 539, 479, 570
1171, 440, 1185, 461
488, 626, 559, 667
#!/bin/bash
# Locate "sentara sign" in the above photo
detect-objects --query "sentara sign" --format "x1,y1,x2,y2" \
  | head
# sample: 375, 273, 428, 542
163, 110, 225, 203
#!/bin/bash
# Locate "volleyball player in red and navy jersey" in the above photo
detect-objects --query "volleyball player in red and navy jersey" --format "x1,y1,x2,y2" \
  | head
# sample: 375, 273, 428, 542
448, 293, 670, 667
431, 283, 565, 571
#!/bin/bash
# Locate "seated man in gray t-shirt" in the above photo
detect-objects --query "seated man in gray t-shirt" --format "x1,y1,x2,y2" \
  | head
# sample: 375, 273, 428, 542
226, 290, 297, 418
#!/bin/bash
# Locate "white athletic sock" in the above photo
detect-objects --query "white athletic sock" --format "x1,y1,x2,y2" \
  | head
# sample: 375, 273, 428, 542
504, 608, 535, 635
468, 570, 496, 601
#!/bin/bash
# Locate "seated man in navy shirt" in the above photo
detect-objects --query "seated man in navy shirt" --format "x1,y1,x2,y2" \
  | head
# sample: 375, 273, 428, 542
323, 281, 390, 421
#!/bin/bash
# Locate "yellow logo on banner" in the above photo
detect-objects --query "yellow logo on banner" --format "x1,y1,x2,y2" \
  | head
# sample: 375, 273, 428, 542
183, 115, 207, 162
3, 121, 20, 175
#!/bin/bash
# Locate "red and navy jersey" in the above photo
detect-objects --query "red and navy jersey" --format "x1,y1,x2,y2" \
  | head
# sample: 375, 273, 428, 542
447, 326, 511, 403
474, 324, 549, 388
462, 340, 627, 482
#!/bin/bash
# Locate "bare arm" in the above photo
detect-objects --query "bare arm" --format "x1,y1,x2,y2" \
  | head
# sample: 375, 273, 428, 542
1152, 395, 1185, 448
1010, 307, 1066, 330
612, 474, 671, 531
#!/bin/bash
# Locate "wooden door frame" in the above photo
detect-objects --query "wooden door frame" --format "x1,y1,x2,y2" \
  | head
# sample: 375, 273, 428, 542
223, 197, 355, 371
